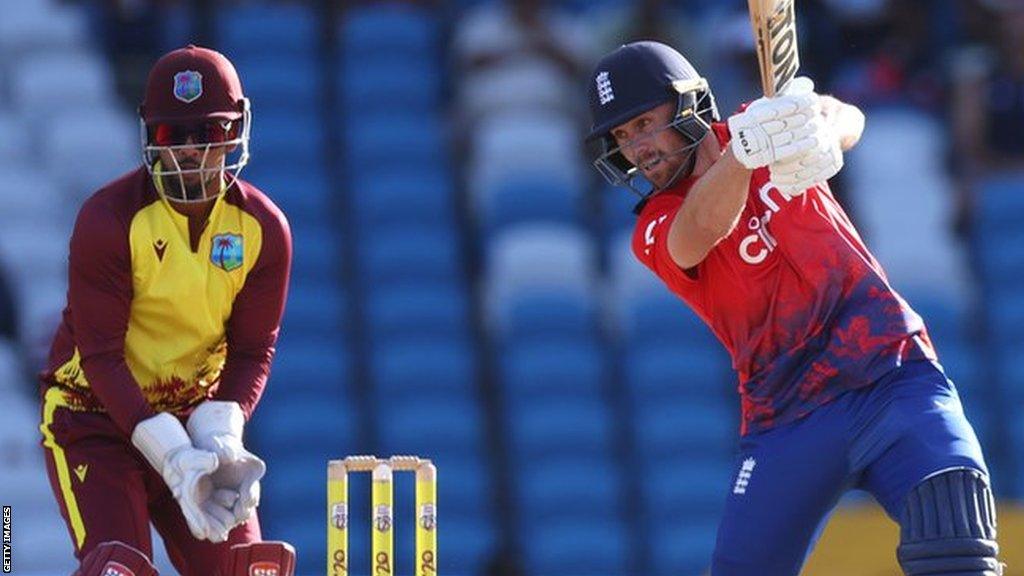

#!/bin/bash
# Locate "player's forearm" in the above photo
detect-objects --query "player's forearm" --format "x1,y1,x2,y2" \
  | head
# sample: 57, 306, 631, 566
217, 347, 273, 419
81, 352, 156, 435
667, 148, 751, 268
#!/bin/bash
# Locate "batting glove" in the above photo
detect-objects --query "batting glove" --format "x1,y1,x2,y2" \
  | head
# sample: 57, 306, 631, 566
770, 126, 844, 195
728, 76, 822, 169
187, 400, 266, 527
131, 413, 236, 542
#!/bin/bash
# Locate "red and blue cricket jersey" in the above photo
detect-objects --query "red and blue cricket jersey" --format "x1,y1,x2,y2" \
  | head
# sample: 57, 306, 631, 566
632, 121, 935, 435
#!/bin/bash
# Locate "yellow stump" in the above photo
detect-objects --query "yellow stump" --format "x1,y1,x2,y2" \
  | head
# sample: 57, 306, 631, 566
372, 462, 394, 576
416, 461, 438, 575
327, 461, 348, 576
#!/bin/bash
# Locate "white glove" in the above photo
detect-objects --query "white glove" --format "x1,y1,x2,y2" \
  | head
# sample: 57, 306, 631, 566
770, 129, 844, 195
132, 413, 236, 542
187, 401, 266, 527
728, 76, 822, 169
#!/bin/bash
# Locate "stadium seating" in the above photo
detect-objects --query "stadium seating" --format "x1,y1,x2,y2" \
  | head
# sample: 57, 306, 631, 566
4, 3, 1021, 575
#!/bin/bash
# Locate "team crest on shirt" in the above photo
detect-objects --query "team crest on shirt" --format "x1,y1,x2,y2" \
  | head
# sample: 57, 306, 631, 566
211, 233, 243, 272
173, 70, 203, 103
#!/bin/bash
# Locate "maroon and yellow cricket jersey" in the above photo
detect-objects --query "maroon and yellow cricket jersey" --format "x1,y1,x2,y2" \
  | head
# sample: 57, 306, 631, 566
633, 121, 935, 436
41, 167, 291, 435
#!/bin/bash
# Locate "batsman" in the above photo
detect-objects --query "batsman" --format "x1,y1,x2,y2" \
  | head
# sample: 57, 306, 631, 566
587, 40, 1005, 575
38, 45, 295, 575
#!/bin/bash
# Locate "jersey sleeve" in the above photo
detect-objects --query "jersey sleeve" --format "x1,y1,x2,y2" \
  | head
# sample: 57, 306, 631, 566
216, 208, 292, 419
68, 198, 155, 436
632, 194, 704, 293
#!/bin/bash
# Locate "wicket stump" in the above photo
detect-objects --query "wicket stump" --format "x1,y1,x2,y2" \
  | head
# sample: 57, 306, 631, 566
328, 455, 437, 576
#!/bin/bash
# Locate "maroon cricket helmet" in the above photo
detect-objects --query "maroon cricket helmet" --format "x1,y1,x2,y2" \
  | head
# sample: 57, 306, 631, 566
139, 44, 247, 125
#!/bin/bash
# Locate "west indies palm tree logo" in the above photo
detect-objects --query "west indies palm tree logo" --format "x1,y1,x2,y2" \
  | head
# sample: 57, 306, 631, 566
173, 70, 203, 103
211, 233, 243, 272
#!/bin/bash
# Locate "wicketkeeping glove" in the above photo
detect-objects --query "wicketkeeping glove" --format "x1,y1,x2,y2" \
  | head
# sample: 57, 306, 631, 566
728, 76, 822, 169
187, 400, 266, 527
131, 413, 236, 542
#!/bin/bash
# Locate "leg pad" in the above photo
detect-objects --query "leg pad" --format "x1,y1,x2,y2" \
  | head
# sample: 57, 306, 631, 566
898, 468, 1003, 576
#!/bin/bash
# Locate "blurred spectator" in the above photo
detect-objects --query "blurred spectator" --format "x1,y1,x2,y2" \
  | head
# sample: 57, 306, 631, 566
830, 0, 947, 113
88, 0, 204, 102
952, 1, 1024, 169
696, 9, 760, 116
585, 0, 704, 62
89, 0, 164, 100
452, 0, 594, 128
950, 0, 1024, 235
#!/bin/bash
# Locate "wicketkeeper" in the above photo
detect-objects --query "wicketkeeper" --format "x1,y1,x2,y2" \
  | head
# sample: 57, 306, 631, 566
38, 45, 295, 575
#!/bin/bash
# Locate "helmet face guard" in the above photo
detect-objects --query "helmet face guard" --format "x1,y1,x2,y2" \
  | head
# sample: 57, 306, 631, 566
138, 45, 251, 203
592, 78, 719, 199
140, 99, 251, 203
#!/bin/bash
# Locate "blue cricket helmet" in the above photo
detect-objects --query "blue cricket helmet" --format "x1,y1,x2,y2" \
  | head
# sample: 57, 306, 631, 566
587, 41, 719, 198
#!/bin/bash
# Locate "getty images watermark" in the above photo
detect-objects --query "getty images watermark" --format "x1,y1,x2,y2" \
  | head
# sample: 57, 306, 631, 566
3, 505, 10, 573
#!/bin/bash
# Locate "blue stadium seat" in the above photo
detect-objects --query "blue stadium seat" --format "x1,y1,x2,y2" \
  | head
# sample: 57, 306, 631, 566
936, 341, 979, 391
434, 517, 497, 576
625, 344, 732, 400
631, 399, 736, 457
232, 55, 321, 110
345, 113, 448, 172
390, 456, 495, 518
259, 514, 324, 576
251, 108, 326, 163
650, 517, 720, 576
357, 225, 461, 286
602, 182, 643, 237
366, 282, 470, 341
497, 291, 598, 341
288, 225, 343, 284
640, 458, 734, 519
988, 287, 1024, 342
262, 455, 366, 576
351, 170, 455, 228
340, 4, 440, 55
269, 335, 350, 396
479, 175, 581, 233
252, 395, 355, 457
284, 282, 347, 335
976, 227, 1024, 287
376, 397, 485, 456
242, 167, 332, 226
339, 55, 442, 114
977, 172, 1024, 231
500, 339, 605, 401
624, 291, 720, 348
370, 338, 475, 397
385, 513, 496, 576
507, 396, 615, 458
525, 518, 631, 576
909, 293, 969, 349
486, 224, 596, 304
216, 3, 318, 57
516, 458, 624, 519
996, 347, 1024, 401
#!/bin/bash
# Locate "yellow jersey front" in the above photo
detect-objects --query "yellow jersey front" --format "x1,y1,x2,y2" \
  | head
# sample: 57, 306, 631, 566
42, 167, 291, 433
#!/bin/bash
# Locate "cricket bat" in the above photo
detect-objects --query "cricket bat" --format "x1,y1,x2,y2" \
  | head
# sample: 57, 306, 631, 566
747, 0, 800, 97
